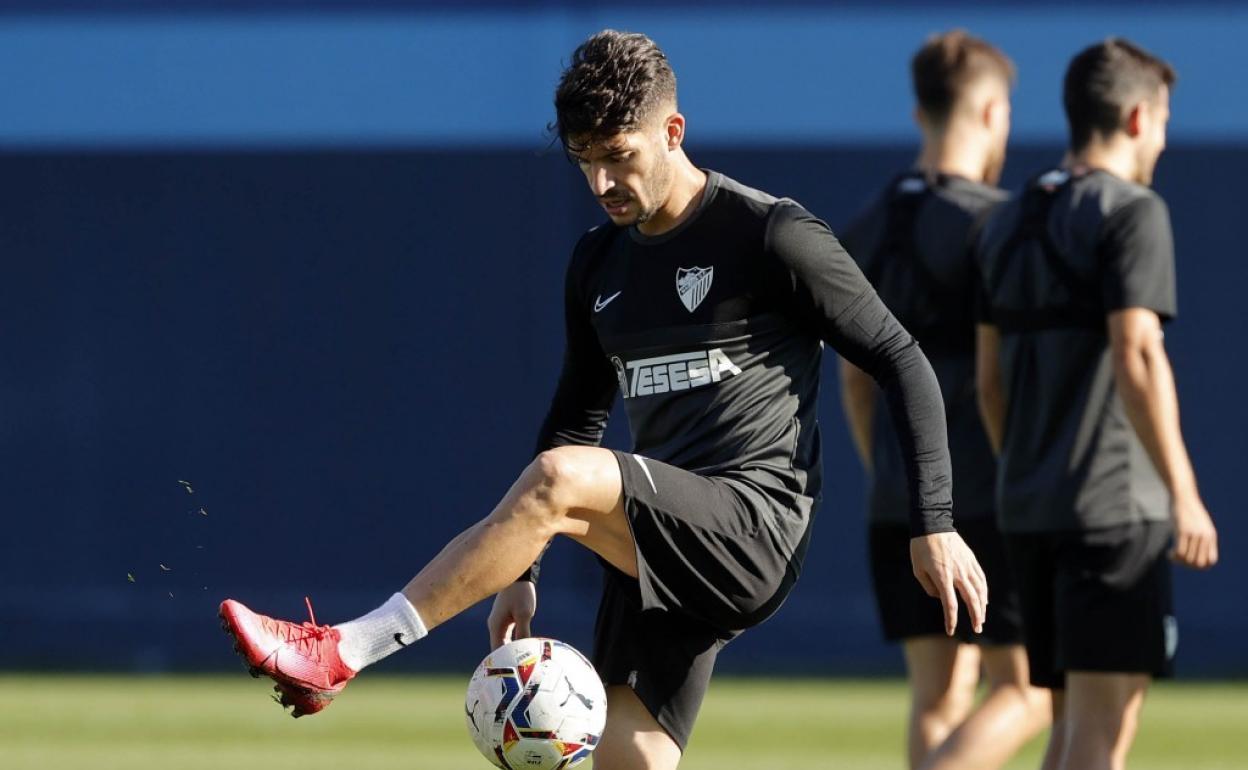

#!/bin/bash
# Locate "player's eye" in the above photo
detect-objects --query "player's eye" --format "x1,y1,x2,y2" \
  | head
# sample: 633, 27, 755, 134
610, 152, 632, 163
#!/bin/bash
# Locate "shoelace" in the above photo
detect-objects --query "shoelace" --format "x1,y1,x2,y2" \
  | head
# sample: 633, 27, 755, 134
260, 596, 334, 663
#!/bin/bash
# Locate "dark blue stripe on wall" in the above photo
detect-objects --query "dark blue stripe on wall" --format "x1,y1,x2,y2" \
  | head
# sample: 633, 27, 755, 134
1, 144, 1244, 674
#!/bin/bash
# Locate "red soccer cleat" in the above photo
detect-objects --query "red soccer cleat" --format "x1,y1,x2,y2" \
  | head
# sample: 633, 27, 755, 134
218, 596, 357, 717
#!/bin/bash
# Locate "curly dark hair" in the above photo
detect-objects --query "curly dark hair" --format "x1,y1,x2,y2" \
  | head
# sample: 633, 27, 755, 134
1064, 38, 1176, 151
911, 29, 1015, 124
552, 30, 677, 152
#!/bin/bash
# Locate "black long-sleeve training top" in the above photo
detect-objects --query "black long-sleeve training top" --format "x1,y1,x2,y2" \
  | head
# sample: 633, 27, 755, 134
534, 171, 953, 557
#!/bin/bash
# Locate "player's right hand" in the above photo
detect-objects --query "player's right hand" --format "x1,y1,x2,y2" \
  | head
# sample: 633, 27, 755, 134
488, 580, 538, 649
910, 531, 988, 637
1171, 494, 1218, 570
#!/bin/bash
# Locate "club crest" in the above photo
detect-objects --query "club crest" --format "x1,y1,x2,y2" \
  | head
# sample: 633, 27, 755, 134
675, 266, 714, 312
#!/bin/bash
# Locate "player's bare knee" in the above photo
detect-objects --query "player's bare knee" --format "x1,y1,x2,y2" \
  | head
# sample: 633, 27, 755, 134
478, 452, 575, 540
919, 695, 970, 725
912, 683, 970, 727
533, 449, 582, 503
515, 449, 590, 529
1020, 685, 1053, 718
912, 673, 974, 718
991, 681, 1052, 722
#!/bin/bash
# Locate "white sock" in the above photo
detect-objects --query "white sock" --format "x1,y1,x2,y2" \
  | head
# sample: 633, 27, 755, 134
335, 593, 428, 671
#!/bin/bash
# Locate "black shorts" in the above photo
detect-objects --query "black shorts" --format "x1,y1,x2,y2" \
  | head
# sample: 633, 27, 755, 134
869, 516, 1023, 645
1006, 521, 1176, 689
592, 450, 809, 750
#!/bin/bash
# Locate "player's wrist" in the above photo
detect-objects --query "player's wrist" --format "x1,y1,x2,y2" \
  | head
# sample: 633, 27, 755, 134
1166, 474, 1200, 506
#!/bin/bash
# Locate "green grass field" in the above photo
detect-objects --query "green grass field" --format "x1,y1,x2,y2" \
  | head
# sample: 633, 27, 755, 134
1, 675, 1244, 769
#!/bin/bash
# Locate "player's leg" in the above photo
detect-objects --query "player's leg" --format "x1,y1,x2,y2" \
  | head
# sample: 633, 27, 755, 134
901, 637, 980, 769
920, 644, 1050, 770
586, 458, 787, 765
1040, 688, 1066, 770
868, 522, 979, 769
400, 445, 634, 629
592, 686, 683, 770
1050, 522, 1173, 769
920, 514, 1052, 770
1001, 530, 1063, 770
220, 445, 635, 714
1058, 672, 1148, 770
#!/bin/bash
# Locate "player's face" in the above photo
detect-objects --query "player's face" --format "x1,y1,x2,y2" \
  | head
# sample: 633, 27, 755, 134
1135, 85, 1170, 186
568, 126, 674, 226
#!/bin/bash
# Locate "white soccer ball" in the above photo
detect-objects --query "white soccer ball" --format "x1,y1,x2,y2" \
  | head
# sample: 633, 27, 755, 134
465, 638, 607, 770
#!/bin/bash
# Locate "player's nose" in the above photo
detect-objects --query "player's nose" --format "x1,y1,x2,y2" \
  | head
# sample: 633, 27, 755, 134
588, 166, 614, 197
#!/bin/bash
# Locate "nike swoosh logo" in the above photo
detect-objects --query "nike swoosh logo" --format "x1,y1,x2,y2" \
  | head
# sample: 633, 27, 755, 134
593, 291, 622, 313
394, 632, 408, 647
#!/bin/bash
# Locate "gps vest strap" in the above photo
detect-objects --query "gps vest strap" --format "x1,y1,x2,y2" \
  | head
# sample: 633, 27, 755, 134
987, 171, 1104, 333
866, 172, 973, 352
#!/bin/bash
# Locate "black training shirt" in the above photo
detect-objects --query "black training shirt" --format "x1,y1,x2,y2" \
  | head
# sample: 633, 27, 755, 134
974, 168, 1177, 533
536, 171, 954, 541
841, 172, 1005, 526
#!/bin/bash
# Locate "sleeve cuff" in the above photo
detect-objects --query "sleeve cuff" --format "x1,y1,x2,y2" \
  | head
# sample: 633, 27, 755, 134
516, 562, 541, 585
909, 510, 956, 538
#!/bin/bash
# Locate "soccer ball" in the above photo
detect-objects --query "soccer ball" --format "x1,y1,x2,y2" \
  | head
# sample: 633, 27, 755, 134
465, 638, 607, 769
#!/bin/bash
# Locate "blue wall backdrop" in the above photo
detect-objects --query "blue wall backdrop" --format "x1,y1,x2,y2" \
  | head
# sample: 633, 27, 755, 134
1, 3, 1245, 677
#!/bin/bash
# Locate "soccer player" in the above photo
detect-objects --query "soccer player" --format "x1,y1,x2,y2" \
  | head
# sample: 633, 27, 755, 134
839, 31, 1049, 770
219, 30, 987, 769
974, 38, 1218, 770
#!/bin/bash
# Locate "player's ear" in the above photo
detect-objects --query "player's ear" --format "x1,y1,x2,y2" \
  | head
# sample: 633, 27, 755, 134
1124, 101, 1145, 138
665, 112, 686, 150
982, 97, 1000, 131
912, 105, 924, 131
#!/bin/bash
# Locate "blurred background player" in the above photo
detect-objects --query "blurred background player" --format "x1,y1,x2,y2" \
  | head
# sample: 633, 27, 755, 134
839, 30, 1050, 770
974, 38, 1218, 770
218, 29, 988, 770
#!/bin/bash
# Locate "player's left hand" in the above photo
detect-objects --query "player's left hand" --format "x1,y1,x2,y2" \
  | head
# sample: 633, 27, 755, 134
910, 531, 988, 636
1170, 492, 1218, 570
488, 581, 538, 649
